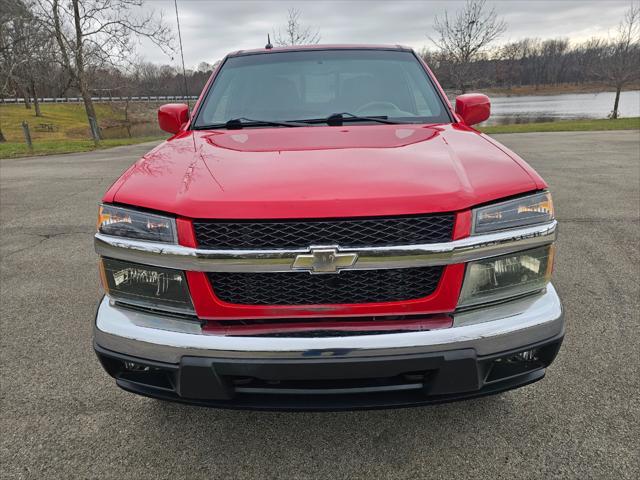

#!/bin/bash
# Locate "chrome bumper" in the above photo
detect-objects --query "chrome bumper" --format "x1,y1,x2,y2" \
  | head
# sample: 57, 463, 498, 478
94, 284, 564, 364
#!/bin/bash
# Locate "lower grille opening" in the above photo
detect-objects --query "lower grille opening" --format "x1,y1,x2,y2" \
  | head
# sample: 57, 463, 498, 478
484, 342, 561, 383
100, 355, 176, 391
485, 354, 544, 383
208, 266, 444, 305
119, 369, 175, 391
230, 372, 431, 395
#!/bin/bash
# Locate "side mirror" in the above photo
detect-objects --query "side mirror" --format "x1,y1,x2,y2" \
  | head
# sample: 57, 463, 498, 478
455, 94, 490, 126
158, 103, 189, 134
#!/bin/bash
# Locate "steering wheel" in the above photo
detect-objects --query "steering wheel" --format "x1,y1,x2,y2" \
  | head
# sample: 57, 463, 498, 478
354, 101, 410, 117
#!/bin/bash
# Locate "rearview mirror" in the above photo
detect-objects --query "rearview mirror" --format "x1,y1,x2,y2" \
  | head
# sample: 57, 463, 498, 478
158, 103, 189, 134
455, 94, 490, 126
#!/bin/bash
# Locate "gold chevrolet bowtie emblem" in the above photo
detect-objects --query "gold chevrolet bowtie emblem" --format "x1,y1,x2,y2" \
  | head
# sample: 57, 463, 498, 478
292, 247, 358, 274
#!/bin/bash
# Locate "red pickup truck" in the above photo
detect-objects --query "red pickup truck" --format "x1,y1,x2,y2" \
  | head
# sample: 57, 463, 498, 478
94, 45, 563, 410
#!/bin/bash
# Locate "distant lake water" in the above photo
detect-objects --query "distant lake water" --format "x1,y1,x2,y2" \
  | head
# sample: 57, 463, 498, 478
99, 89, 640, 139
479, 90, 640, 125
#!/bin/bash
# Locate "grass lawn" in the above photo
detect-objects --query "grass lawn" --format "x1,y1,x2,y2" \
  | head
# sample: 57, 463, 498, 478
480, 117, 640, 134
0, 102, 164, 158
1, 103, 128, 141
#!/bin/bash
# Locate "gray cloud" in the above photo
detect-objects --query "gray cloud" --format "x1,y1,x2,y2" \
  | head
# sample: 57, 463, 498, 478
136, 0, 632, 68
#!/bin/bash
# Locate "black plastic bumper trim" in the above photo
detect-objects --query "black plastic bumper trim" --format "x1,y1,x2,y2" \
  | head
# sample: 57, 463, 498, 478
94, 333, 563, 411
114, 369, 545, 411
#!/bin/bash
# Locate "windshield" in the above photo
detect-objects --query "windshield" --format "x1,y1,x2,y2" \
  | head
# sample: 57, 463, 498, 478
193, 49, 451, 128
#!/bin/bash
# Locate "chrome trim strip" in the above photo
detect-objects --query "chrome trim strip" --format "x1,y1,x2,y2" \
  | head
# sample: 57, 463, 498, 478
94, 284, 564, 363
94, 220, 557, 272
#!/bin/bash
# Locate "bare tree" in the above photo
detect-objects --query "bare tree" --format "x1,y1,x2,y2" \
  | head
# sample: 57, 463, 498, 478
6, 2, 55, 116
33, 0, 174, 142
0, 0, 32, 141
599, 3, 640, 118
430, 0, 506, 92
0, 4, 10, 142
0, 0, 33, 110
496, 41, 525, 88
274, 8, 320, 47
0, 8, 7, 141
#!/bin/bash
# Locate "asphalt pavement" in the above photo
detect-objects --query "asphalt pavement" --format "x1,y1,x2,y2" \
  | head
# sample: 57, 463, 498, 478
1, 130, 638, 479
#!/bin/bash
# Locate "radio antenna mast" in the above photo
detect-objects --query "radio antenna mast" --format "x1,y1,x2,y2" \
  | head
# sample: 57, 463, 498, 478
173, 0, 190, 108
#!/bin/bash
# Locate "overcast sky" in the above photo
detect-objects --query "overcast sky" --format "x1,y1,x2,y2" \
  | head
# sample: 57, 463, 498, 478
136, 0, 634, 68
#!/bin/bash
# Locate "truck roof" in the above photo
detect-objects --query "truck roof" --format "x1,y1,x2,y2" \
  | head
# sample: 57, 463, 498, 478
228, 44, 414, 57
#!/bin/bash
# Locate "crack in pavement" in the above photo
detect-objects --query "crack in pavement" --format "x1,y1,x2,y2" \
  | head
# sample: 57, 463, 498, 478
2, 230, 94, 259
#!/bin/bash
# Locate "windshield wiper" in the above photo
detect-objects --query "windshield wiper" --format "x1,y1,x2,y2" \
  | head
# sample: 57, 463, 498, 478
194, 114, 412, 130
331, 112, 408, 125
193, 117, 308, 130
295, 113, 411, 126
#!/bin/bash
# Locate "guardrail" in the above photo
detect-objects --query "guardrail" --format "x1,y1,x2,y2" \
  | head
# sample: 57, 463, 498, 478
1, 95, 199, 104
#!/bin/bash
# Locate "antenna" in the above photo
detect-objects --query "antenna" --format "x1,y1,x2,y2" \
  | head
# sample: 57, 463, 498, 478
265, 34, 273, 50
174, 0, 190, 108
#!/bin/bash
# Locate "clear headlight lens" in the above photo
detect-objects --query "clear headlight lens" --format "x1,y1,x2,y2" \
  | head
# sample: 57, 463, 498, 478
458, 245, 554, 308
100, 258, 194, 314
97, 205, 176, 243
473, 192, 554, 234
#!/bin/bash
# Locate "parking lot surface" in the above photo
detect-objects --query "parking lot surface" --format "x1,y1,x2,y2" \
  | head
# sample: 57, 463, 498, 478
1, 130, 638, 479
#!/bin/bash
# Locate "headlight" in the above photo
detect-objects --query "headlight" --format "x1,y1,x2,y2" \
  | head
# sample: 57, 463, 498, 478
458, 245, 554, 308
100, 258, 194, 314
97, 205, 176, 243
473, 192, 554, 234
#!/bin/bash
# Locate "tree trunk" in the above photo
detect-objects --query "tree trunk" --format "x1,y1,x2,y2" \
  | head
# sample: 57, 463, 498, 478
31, 79, 42, 117
32, 95, 41, 117
0, 126, 6, 143
611, 85, 622, 119
124, 98, 132, 138
22, 87, 32, 109
72, 0, 100, 143
79, 74, 101, 142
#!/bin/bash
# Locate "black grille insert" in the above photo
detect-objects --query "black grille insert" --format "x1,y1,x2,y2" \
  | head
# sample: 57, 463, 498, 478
194, 214, 454, 249
208, 267, 443, 305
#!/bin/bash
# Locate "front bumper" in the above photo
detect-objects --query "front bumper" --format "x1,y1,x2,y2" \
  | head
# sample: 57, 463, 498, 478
94, 284, 564, 410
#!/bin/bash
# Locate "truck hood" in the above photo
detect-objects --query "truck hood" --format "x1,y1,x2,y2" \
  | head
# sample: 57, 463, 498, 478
108, 124, 542, 219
